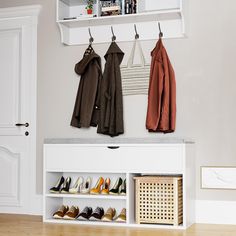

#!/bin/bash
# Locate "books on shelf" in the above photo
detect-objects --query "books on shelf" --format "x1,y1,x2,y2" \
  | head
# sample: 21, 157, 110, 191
100, 0, 121, 16
125, 0, 137, 14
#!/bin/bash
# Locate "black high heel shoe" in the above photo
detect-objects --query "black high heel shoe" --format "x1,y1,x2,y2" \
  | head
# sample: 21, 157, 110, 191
50, 176, 65, 193
109, 177, 123, 195
61, 177, 71, 193
120, 179, 126, 195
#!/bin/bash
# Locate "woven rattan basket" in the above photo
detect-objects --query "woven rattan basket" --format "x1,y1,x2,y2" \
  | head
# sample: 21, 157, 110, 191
134, 176, 183, 226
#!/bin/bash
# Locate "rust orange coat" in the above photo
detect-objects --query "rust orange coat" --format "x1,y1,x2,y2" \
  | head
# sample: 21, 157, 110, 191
146, 38, 176, 133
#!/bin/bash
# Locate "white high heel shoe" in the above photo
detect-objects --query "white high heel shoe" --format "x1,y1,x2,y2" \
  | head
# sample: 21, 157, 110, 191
69, 177, 83, 194
80, 177, 92, 194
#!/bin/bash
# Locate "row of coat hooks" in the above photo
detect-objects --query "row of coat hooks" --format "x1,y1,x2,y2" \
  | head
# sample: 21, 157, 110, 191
88, 22, 163, 44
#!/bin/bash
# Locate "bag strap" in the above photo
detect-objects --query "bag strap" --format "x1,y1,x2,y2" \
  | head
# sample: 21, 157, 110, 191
127, 39, 146, 67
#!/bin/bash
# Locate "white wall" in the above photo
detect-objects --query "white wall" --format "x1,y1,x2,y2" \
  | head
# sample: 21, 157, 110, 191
0, 0, 236, 204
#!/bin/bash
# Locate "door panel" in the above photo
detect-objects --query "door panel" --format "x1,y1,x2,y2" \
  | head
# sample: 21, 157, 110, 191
0, 30, 21, 134
0, 16, 34, 213
0, 137, 29, 210
0, 146, 20, 206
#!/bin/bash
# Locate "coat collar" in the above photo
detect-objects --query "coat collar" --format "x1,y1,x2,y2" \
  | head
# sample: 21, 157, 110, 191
151, 38, 164, 57
104, 42, 124, 64
75, 49, 101, 75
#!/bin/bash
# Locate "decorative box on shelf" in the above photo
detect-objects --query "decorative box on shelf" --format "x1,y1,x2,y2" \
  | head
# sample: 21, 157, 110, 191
43, 138, 195, 229
56, 0, 188, 45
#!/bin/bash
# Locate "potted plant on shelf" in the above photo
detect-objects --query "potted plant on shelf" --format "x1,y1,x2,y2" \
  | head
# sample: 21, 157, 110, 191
86, 0, 94, 15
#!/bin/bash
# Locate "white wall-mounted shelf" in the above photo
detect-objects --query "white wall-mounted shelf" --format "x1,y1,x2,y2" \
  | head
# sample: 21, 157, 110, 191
56, 0, 187, 45
43, 138, 195, 230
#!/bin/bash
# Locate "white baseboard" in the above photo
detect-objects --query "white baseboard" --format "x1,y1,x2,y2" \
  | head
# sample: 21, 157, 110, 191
196, 200, 236, 225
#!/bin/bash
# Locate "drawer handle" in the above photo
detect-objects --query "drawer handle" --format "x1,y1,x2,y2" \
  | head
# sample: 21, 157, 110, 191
107, 146, 120, 149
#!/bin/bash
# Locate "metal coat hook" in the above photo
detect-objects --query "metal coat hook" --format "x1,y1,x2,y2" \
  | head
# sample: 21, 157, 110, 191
111, 26, 116, 41
134, 24, 139, 39
158, 22, 163, 38
88, 28, 94, 44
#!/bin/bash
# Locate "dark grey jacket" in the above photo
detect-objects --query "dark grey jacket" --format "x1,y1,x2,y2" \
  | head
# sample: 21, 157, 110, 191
97, 42, 124, 137
71, 50, 102, 128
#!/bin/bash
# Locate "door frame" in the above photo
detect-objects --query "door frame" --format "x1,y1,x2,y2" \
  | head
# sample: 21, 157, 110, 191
0, 5, 41, 215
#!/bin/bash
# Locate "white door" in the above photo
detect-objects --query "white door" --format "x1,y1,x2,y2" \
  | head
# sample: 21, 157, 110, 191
0, 6, 41, 214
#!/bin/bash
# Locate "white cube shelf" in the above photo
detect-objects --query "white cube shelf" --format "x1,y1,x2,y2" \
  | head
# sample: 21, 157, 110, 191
56, 0, 187, 45
43, 138, 195, 229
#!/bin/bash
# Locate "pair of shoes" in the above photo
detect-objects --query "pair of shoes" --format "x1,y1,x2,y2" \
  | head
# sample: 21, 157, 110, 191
90, 177, 109, 195
53, 205, 79, 220
77, 207, 104, 221
89, 207, 104, 221
69, 177, 92, 194
50, 176, 71, 193
50, 176, 92, 194
101, 208, 126, 222
109, 178, 126, 195
90, 177, 126, 195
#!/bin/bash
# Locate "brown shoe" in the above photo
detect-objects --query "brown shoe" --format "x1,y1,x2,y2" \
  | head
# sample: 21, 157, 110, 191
102, 207, 116, 222
53, 205, 69, 219
63, 206, 79, 220
114, 208, 126, 223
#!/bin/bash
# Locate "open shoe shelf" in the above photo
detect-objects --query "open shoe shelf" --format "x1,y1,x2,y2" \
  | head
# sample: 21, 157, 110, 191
56, 0, 188, 45
43, 138, 195, 229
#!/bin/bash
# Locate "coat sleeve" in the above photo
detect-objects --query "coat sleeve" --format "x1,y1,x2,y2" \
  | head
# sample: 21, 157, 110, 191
158, 49, 176, 133
90, 62, 102, 127
146, 57, 164, 131
158, 51, 170, 131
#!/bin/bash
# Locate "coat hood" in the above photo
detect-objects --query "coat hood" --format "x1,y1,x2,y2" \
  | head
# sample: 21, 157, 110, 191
75, 51, 101, 75
104, 42, 124, 64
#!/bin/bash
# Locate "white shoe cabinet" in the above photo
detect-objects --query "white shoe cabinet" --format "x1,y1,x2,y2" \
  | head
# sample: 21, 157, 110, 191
43, 138, 195, 229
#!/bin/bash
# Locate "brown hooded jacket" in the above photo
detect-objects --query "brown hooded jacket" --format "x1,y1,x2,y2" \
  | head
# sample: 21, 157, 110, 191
71, 50, 102, 128
97, 42, 124, 137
